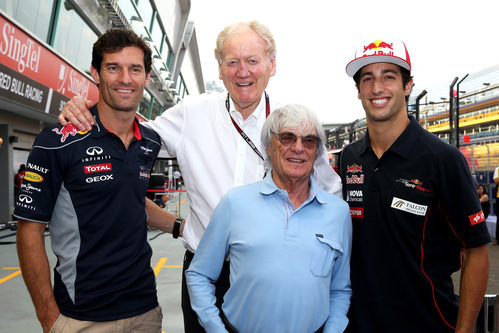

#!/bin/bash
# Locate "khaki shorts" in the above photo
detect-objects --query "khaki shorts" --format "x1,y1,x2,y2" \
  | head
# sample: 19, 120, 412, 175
49, 305, 162, 333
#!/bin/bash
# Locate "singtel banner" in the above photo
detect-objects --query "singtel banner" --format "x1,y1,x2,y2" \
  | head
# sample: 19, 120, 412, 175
0, 12, 98, 115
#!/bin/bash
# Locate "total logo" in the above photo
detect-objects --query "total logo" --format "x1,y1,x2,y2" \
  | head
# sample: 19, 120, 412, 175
24, 171, 43, 183
84, 163, 112, 174
52, 123, 87, 143
86, 174, 114, 183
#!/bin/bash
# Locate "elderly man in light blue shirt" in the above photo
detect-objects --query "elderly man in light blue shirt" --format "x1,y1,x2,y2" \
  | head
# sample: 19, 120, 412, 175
186, 104, 352, 333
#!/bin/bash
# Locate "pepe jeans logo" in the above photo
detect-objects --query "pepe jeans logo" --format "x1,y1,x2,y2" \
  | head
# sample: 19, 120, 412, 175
391, 197, 428, 216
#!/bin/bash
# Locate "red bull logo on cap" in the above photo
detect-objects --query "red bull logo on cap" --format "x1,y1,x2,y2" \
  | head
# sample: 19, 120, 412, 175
52, 123, 87, 143
362, 40, 394, 57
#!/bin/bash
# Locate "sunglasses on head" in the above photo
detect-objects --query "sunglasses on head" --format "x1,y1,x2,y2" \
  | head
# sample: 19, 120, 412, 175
272, 131, 321, 150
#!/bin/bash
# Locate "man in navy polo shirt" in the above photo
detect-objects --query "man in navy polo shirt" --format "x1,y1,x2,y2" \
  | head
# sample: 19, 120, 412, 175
14, 29, 163, 332
341, 40, 490, 332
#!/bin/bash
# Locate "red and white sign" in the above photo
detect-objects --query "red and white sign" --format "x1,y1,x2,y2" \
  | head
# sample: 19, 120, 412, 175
350, 207, 364, 219
0, 13, 98, 101
468, 211, 485, 226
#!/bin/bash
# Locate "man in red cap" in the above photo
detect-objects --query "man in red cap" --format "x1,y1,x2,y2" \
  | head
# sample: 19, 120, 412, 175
341, 40, 490, 332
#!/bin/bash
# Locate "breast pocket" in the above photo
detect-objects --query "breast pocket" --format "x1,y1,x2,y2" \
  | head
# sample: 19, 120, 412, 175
310, 236, 343, 278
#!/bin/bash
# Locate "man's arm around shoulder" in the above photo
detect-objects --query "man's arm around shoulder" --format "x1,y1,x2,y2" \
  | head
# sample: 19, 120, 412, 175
16, 220, 60, 333
456, 244, 489, 333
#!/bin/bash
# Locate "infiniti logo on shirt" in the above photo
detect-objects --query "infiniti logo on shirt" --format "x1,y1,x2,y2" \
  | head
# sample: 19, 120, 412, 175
86, 146, 103, 156
19, 194, 33, 203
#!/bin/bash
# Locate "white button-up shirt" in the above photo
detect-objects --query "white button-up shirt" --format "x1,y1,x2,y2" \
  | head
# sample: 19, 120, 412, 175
145, 91, 342, 252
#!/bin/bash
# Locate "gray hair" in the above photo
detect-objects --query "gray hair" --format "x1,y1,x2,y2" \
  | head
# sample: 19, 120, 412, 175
261, 104, 326, 170
214, 21, 276, 64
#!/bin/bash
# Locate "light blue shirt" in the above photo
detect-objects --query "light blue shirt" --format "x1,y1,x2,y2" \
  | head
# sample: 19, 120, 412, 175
186, 172, 352, 333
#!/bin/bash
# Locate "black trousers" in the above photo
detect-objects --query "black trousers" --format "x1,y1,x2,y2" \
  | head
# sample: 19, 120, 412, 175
182, 250, 230, 333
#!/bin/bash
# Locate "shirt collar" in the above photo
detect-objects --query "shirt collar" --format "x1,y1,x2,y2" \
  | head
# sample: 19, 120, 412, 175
259, 170, 327, 204
228, 92, 267, 122
360, 116, 420, 159
90, 104, 143, 140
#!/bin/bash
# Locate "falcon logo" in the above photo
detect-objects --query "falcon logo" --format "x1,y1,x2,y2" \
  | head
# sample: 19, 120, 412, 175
468, 211, 485, 225
391, 197, 427, 216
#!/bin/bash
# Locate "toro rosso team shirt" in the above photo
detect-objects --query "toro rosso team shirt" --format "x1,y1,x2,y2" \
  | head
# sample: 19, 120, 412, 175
340, 116, 490, 332
14, 106, 161, 321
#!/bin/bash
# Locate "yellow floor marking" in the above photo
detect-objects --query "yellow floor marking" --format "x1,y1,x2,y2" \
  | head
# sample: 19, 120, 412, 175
154, 257, 182, 277
0, 267, 22, 284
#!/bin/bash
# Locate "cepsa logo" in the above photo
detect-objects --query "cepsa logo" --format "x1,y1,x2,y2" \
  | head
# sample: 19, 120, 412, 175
350, 207, 364, 219
24, 171, 43, 182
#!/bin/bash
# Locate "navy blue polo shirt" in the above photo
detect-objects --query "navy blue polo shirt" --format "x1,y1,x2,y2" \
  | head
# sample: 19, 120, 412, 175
340, 116, 490, 333
14, 105, 161, 321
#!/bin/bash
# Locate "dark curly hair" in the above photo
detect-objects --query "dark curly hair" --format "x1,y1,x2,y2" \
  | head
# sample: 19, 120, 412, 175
92, 28, 152, 74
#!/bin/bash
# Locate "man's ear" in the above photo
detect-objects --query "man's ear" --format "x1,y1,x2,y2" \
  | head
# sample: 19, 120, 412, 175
404, 78, 414, 97
90, 66, 100, 85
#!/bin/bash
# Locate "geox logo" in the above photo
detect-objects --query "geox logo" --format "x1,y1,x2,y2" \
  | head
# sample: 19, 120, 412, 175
391, 197, 428, 216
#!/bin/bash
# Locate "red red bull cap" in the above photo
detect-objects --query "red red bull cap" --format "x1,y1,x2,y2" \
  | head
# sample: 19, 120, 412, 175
345, 40, 411, 77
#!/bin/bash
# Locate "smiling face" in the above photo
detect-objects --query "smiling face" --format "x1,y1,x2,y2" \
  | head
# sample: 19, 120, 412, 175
218, 29, 276, 116
91, 46, 150, 113
357, 62, 413, 124
268, 126, 318, 188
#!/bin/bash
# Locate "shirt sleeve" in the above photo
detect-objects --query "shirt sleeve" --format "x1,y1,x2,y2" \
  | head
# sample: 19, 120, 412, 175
436, 146, 490, 247
324, 203, 352, 333
13, 129, 64, 223
185, 194, 231, 332
143, 102, 185, 158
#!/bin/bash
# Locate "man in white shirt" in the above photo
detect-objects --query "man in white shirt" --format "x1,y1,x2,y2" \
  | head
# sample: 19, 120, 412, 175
59, 21, 341, 332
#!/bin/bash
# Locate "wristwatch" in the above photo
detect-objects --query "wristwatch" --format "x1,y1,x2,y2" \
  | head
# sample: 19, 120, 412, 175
172, 218, 182, 239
